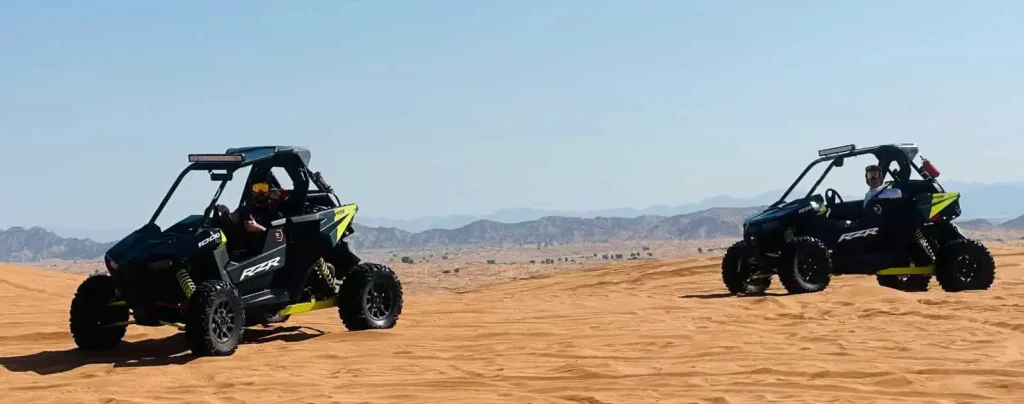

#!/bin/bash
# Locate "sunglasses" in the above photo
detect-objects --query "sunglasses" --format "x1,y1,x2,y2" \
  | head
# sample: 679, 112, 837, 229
865, 172, 882, 180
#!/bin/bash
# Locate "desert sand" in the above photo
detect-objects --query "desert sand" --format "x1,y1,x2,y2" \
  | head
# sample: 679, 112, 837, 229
3, 244, 1024, 403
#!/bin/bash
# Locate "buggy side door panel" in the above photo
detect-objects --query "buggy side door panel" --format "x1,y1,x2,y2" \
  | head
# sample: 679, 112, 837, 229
227, 244, 287, 296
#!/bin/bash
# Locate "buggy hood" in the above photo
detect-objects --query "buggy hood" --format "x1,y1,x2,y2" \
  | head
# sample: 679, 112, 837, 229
104, 215, 224, 270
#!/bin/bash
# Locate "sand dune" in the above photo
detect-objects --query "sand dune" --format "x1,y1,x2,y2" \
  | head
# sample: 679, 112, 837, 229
3, 245, 1024, 403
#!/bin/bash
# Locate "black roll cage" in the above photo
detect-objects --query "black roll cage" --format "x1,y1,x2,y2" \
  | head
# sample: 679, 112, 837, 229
772, 144, 944, 208
148, 150, 341, 228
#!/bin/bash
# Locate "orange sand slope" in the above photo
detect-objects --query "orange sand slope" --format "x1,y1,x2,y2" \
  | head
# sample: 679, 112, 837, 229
2, 246, 1024, 404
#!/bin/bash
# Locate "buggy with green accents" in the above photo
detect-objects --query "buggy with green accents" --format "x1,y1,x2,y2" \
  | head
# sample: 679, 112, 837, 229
722, 143, 995, 295
70, 146, 403, 357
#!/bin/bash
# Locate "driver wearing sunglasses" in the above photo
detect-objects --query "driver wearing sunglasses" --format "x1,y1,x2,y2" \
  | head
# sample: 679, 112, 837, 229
863, 164, 902, 207
216, 181, 287, 234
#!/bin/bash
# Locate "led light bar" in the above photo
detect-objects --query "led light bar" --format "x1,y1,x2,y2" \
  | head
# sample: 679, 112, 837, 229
188, 154, 243, 162
818, 144, 856, 157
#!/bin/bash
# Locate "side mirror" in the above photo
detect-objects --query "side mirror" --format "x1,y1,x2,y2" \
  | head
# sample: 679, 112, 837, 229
833, 157, 845, 168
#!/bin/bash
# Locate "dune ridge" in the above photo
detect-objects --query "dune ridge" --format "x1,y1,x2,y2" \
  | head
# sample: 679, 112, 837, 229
2, 244, 1024, 403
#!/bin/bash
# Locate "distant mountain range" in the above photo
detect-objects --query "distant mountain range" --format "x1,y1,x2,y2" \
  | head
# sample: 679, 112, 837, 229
346, 206, 764, 251
4, 206, 1024, 262
1, 207, 762, 261
0, 226, 114, 262
355, 190, 784, 233
357, 180, 1024, 232
3, 179, 1022, 262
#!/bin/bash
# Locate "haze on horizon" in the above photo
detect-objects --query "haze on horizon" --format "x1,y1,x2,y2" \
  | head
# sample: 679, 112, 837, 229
2, 1, 1023, 235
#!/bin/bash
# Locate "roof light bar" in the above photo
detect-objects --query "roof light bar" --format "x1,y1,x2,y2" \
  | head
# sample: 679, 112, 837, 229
818, 144, 856, 157
188, 154, 243, 163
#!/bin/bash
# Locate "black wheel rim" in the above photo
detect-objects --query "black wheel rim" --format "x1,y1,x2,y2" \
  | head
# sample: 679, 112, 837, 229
954, 255, 978, 283
210, 300, 236, 343
364, 281, 394, 321
795, 253, 821, 283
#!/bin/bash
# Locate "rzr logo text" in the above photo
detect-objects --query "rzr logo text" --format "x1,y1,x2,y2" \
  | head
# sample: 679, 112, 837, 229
838, 227, 878, 242
239, 257, 282, 280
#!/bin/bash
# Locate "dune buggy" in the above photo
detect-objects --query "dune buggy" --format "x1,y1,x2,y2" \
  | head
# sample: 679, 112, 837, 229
69, 146, 403, 356
722, 143, 995, 295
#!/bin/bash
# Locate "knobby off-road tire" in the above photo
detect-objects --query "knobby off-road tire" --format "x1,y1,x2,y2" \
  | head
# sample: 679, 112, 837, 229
69, 274, 130, 351
778, 236, 832, 294
935, 239, 996, 292
184, 280, 246, 357
338, 263, 404, 331
721, 240, 771, 294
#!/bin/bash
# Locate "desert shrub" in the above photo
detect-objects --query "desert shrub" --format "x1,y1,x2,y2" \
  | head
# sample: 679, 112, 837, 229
401, 256, 414, 264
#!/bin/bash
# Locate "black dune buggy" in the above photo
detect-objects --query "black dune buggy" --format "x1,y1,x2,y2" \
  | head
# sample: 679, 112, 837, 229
722, 143, 995, 295
70, 146, 403, 356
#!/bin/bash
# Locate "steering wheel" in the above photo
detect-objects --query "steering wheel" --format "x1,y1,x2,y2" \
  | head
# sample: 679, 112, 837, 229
825, 188, 844, 206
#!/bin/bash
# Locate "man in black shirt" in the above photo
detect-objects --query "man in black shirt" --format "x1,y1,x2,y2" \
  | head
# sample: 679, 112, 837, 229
216, 181, 284, 258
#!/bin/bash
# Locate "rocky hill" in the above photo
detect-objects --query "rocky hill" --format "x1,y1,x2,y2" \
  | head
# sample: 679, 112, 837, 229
1001, 214, 1024, 230
957, 218, 998, 231
0, 226, 114, 262
347, 207, 763, 250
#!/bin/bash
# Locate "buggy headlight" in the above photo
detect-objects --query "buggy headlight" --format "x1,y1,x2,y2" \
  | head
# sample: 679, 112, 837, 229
105, 254, 119, 270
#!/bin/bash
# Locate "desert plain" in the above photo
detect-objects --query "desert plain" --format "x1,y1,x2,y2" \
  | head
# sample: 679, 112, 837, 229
2, 237, 1024, 403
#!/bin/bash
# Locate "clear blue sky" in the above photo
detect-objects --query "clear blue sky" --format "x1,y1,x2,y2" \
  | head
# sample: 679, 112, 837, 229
2, 1, 1022, 231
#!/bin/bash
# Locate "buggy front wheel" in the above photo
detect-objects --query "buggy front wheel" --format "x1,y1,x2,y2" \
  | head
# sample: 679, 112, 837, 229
778, 236, 832, 294
184, 280, 246, 357
935, 239, 996, 292
721, 240, 771, 294
338, 263, 404, 331
69, 274, 130, 351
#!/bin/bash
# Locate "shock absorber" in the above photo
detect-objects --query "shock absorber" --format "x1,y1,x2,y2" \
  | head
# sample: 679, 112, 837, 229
911, 228, 934, 265
176, 268, 196, 299
311, 258, 337, 298
783, 227, 796, 244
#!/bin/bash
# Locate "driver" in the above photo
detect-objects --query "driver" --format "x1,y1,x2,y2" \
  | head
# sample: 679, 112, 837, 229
215, 181, 288, 260
864, 164, 902, 207
218, 181, 285, 235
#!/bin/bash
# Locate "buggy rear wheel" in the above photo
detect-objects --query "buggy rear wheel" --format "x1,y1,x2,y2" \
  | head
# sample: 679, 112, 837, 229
721, 240, 771, 294
935, 239, 995, 292
777, 236, 832, 294
184, 280, 245, 357
69, 274, 129, 351
338, 263, 403, 331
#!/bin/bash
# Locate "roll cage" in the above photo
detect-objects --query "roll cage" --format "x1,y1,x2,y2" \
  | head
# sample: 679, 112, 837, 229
148, 146, 340, 228
771, 143, 943, 208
